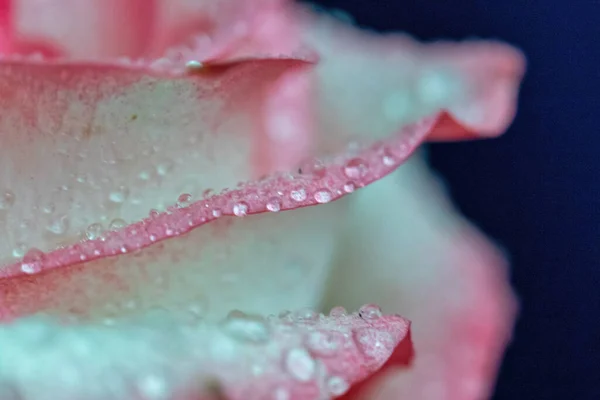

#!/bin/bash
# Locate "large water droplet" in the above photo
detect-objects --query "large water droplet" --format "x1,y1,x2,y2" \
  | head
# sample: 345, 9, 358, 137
290, 188, 307, 202
21, 248, 45, 274
344, 158, 369, 179
285, 348, 315, 382
222, 312, 270, 343
233, 202, 249, 217
0, 190, 15, 210
266, 198, 281, 212
314, 190, 332, 204
177, 193, 192, 208
85, 223, 104, 240
358, 304, 383, 320
46, 214, 69, 235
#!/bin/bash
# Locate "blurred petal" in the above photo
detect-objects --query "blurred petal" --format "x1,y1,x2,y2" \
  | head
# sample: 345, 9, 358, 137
293, 6, 525, 143
0, 306, 411, 400
9, 0, 152, 58
322, 155, 517, 400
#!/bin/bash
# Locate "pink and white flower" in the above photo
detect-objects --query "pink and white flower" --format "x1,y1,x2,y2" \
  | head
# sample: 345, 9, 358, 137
0, 1, 525, 399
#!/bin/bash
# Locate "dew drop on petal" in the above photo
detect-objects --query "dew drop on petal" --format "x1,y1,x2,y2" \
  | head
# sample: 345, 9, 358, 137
0, 190, 15, 210
108, 218, 127, 231
294, 308, 320, 322
177, 193, 192, 208
212, 208, 222, 218
358, 304, 383, 320
233, 202, 249, 217
41, 203, 55, 214
314, 190, 332, 204
222, 312, 270, 343
329, 307, 347, 318
46, 214, 69, 235
85, 223, 104, 240
185, 60, 203, 70
21, 248, 45, 274
306, 331, 342, 357
266, 197, 281, 212
156, 161, 174, 176
109, 186, 129, 204
343, 158, 369, 179
290, 188, 307, 202
343, 182, 355, 193
327, 376, 350, 396
12, 242, 27, 258
285, 348, 316, 382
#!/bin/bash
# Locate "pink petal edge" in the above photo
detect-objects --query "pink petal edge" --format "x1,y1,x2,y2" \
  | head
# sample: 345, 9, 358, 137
0, 305, 412, 400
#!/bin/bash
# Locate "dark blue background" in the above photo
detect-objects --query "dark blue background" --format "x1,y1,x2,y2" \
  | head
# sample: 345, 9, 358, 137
308, 1, 600, 399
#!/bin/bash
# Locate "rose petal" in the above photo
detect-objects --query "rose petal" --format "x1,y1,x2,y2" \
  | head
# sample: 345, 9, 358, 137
0, 306, 411, 400
5, 0, 299, 63
322, 155, 517, 400
8, 0, 152, 58
0, 114, 435, 321
291, 6, 525, 143
0, 58, 307, 265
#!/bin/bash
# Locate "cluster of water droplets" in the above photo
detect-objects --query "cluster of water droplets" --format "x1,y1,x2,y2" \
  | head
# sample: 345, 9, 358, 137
0, 304, 399, 400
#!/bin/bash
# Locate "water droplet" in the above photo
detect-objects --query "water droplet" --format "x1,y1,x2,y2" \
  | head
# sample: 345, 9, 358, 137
212, 208, 222, 218
285, 348, 315, 382
381, 148, 396, 166
149, 209, 160, 218
109, 186, 129, 204
329, 306, 347, 318
108, 218, 127, 230
46, 214, 69, 235
266, 198, 281, 212
177, 193, 192, 208
359, 304, 383, 320
139, 170, 152, 181
12, 243, 27, 258
156, 161, 174, 176
21, 248, 45, 274
0, 190, 15, 210
327, 376, 349, 396
222, 312, 270, 343
344, 158, 369, 179
185, 60, 203, 69
306, 331, 342, 356
294, 308, 320, 322
290, 188, 307, 202
41, 203, 55, 214
343, 182, 355, 193
233, 202, 249, 217
85, 223, 104, 240
354, 328, 396, 360
314, 190, 332, 204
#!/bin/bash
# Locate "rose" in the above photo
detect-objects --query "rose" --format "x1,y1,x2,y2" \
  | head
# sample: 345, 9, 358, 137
0, 1, 525, 399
